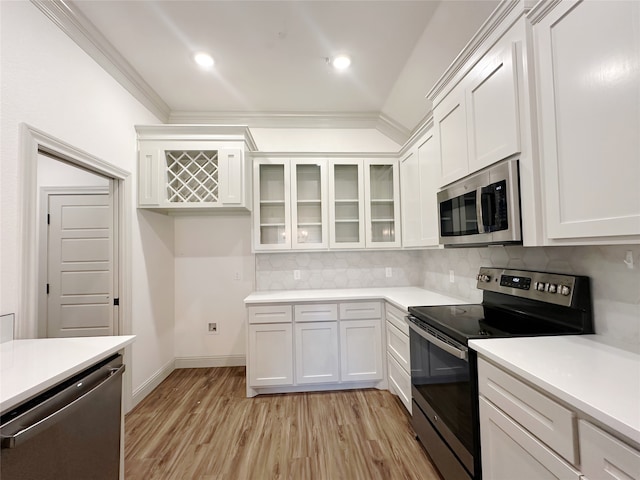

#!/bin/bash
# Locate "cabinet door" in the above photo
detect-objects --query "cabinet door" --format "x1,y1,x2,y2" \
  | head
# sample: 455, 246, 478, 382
218, 149, 243, 206
291, 159, 328, 249
386, 321, 409, 372
434, 86, 469, 186
417, 129, 441, 246
138, 149, 162, 207
467, 43, 520, 172
534, 0, 640, 240
329, 160, 365, 249
253, 159, 291, 250
247, 323, 293, 387
294, 322, 339, 384
387, 353, 411, 413
364, 160, 401, 248
400, 147, 421, 247
340, 319, 383, 382
479, 397, 581, 480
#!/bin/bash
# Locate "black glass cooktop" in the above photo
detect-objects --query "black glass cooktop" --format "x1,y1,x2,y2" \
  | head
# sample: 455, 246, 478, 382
408, 303, 585, 345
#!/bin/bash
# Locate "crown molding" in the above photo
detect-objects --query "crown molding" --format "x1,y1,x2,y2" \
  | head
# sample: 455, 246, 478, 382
135, 124, 258, 151
31, 0, 171, 122
527, 0, 564, 24
169, 111, 411, 145
426, 0, 535, 107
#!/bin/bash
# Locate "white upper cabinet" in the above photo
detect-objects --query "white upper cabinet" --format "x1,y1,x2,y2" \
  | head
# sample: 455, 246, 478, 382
434, 84, 469, 186
136, 125, 255, 213
329, 160, 366, 249
400, 127, 440, 248
531, 0, 640, 242
253, 159, 291, 250
364, 159, 402, 248
291, 159, 328, 249
467, 42, 520, 173
433, 35, 521, 187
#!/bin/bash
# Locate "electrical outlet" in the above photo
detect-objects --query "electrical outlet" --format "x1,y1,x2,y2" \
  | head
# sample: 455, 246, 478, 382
233, 271, 241, 281
449, 270, 455, 283
294, 270, 301, 280
207, 322, 218, 335
385, 267, 392, 278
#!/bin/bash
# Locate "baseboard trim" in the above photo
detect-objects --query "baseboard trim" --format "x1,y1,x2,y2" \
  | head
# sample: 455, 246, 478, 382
175, 355, 246, 369
131, 358, 175, 408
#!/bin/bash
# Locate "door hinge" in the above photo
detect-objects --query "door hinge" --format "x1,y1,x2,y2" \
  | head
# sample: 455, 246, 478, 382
46, 283, 50, 294
113, 298, 119, 306
47, 214, 50, 225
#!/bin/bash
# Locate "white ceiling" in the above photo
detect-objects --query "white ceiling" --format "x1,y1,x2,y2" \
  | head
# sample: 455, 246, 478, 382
69, 0, 499, 137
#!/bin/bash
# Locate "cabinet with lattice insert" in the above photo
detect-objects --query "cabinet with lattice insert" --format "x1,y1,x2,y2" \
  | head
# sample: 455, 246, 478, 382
135, 125, 256, 213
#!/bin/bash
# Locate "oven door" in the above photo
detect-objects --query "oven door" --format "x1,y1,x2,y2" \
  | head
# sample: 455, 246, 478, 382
409, 320, 476, 477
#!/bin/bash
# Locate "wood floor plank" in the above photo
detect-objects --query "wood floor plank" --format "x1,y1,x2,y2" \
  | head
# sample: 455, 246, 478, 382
125, 367, 442, 480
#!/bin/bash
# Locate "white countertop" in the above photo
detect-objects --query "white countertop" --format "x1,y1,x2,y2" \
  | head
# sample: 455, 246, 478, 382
469, 335, 640, 446
244, 287, 468, 311
0, 335, 135, 413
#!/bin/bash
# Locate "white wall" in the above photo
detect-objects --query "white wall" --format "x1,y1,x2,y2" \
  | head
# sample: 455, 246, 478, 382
38, 153, 110, 187
174, 215, 254, 365
0, 2, 174, 404
383, 0, 500, 130
250, 128, 401, 152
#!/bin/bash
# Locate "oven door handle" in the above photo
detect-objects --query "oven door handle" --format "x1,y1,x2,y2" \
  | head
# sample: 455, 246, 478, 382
408, 321, 468, 361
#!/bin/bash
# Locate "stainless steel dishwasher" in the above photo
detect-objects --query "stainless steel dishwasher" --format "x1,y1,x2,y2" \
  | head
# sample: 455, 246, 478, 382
1, 354, 124, 480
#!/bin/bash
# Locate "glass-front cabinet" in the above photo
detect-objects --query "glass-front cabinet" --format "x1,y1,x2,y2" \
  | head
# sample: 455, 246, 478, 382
254, 157, 400, 251
329, 160, 365, 249
291, 160, 328, 249
253, 159, 291, 250
365, 160, 401, 248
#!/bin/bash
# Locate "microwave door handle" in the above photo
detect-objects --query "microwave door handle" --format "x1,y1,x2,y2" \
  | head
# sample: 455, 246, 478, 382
476, 189, 485, 234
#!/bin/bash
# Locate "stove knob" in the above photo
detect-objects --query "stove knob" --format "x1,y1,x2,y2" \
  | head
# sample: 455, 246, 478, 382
478, 274, 491, 283
547, 283, 557, 294
535, 282, 545, 292
560, 285, 571, 296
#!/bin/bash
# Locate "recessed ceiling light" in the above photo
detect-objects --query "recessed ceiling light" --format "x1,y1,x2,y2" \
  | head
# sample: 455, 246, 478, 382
331, 55, 351, 70
194, 52, 214, 70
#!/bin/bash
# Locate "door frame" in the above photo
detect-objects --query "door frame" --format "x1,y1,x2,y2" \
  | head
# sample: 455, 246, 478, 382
19, 124, 131, 342
38, 186, 115, 338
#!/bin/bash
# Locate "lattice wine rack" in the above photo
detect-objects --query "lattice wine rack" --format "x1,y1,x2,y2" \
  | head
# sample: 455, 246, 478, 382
166, 150, 219, 203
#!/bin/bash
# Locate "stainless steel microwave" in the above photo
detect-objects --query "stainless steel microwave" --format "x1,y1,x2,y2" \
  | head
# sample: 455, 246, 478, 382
437, 158, 521, 247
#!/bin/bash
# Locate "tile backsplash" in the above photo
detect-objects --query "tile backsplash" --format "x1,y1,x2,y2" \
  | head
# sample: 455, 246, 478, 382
256, 250, 423, 290
256, 245, 640, 352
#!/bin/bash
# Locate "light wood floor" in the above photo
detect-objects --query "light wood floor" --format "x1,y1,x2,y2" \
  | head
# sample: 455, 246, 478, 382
125, 367, 442, 479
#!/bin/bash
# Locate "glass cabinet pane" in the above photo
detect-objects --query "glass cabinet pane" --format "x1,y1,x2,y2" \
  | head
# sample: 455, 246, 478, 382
333, 164, 361, 244
259, 164, 287, 245
369, 164, 396, 243
294, 163, 323, 245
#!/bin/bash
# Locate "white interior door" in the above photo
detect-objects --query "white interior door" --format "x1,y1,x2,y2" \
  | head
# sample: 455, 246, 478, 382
47, 193, 114, 337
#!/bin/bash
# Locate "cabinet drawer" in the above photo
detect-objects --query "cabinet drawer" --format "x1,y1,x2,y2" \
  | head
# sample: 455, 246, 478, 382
294, 303, 338, 322
386, 321, 410, 373
579, 420, 640, 480
479, 397, 581, 480
248, 305, 292, 324
385, 303, 409, 335
478, 359, 577, 465
387, 353, 411, 414
339, 301, 381, 320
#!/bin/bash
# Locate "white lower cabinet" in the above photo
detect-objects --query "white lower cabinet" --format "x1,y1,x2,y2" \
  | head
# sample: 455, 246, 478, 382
479, 397, 581, 480
385, 303, 412, 413
478, 357, 640, 480
579, 420, 640, 480
340, 319, 383, 382
247, 323, 293, 387
294, 321, 339, 384
246, 300, 384, 396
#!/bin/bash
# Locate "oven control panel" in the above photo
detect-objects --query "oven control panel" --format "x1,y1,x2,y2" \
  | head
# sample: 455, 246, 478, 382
475, 267, 587, 308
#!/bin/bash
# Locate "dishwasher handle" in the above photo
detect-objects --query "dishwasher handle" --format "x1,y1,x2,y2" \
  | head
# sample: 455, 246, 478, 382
1, 363, 125, 449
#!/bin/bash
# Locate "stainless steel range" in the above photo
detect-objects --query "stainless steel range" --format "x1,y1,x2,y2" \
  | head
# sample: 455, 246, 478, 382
407, 267, 594, 480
